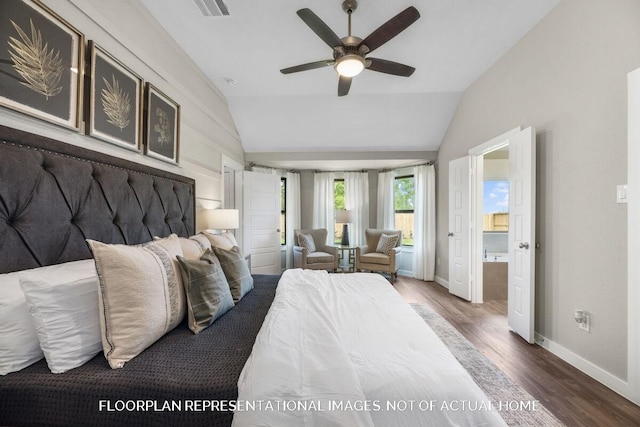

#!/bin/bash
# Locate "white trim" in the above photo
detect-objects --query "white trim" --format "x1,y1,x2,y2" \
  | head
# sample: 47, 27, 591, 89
434, 276, 449, 289
627, 68, 640, 404
535, 333, 635, 403
398, 269, 414, 277
222, 154, 244, 249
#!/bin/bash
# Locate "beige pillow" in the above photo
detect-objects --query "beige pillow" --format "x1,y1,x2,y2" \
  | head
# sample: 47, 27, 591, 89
179, 234, 212, 260
201, 230, 238, 250
376, 234, 399, 255
87, 234, 185, 369
299, 233, 316, 253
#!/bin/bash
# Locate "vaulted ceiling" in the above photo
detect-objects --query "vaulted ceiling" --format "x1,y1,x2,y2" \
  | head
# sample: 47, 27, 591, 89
141, 0, 559, 164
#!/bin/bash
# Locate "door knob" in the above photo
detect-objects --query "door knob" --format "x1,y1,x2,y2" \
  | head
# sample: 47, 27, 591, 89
519, 242, 530, 249
448, 232, 454, 237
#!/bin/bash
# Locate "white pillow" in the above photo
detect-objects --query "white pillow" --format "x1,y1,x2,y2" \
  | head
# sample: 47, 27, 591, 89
201, 230, 238, 250
87, 234, 185, 369
0, 271, 43, 375
19, 259, 102, 374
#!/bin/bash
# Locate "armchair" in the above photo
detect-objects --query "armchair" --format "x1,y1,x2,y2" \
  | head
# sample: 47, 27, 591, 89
355, 229, 403, 282
293, 229, 339, 272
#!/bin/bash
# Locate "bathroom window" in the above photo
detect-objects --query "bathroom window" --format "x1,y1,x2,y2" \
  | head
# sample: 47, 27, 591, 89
483, 180, 509, 231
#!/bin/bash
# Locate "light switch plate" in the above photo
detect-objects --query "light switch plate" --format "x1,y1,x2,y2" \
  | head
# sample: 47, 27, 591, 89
617, 185, 628, 204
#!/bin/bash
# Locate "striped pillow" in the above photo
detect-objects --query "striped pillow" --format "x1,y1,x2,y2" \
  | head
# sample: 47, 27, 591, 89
176, 250, 235, 334
376, 234, 399, 256
87, 234, 185, 369
212, 246, 254, 302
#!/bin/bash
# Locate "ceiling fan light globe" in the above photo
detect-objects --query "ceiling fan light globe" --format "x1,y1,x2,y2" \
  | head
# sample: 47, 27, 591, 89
335, 55, 365, 77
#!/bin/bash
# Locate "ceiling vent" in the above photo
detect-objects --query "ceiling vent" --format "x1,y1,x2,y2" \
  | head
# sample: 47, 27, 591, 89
193, 0, 230, 17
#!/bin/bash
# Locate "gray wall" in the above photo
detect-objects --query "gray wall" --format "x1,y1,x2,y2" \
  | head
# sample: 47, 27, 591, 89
436, 0, 640, 379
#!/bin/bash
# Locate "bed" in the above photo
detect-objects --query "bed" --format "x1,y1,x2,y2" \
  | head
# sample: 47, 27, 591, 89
0, 125, 280, 426
0, 125, 506, 427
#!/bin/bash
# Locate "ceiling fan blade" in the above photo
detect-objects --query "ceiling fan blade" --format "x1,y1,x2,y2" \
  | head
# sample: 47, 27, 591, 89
359, 6, 420, 54
366, 58, 415, 77
338, 75, 352, 97
297, 8, 344, 49
280, 60, 334, 74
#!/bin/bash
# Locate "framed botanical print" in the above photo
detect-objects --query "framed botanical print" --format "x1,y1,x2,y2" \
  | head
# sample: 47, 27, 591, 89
87, 41, 143, 150
0, 0, 84, 129
144, 83, 180, 164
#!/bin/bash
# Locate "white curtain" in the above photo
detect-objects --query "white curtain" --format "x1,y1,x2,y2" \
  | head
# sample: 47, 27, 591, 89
344, 172, 369, 246
413, 164, 436, 281
377, 170, 396, 229
312, 172, 335, 245
285, 172, 301, 269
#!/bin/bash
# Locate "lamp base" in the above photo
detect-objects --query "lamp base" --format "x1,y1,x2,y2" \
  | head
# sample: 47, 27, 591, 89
341, 224, 350, 246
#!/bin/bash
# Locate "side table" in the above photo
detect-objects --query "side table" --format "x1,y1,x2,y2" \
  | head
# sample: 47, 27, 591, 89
336, 245, 356, 273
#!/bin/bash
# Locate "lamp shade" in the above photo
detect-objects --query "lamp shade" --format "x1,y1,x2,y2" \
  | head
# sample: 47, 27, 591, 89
335, 209, 353, 223
207, 209, 239, 230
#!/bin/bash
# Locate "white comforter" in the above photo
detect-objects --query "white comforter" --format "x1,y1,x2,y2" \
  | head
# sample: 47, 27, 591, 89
233, 269, 507, 427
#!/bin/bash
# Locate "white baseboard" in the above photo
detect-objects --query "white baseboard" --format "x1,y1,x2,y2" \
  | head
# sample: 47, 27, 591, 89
398, 269, 414, 278
434, 275, 449, 289
535, 333, 638, 405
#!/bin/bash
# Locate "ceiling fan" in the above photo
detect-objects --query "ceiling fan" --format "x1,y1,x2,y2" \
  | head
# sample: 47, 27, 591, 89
280, 0, 420, 96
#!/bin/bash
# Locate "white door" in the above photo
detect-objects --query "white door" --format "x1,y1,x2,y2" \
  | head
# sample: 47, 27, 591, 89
508, 126, 536, 343
448, 156, 471, 300
243, 171, 281, 274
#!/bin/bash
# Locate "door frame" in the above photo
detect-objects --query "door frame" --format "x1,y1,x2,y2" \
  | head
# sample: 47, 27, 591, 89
627, 68, 640, 404
468, 127, 521, 303
221, 155, 244, 245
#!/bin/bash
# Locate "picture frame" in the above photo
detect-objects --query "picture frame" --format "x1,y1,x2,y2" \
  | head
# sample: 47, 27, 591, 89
87, 41, 143, 151
144, 83, 180, 164
0, 0, 84, 130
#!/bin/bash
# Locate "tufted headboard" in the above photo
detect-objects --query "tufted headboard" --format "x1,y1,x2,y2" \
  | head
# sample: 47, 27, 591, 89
0, 125, 195, 274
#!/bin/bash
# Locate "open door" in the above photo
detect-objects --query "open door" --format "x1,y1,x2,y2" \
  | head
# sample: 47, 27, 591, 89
243, 171, 281, 274
508, 126, 536, 343
448, 156, 471, 300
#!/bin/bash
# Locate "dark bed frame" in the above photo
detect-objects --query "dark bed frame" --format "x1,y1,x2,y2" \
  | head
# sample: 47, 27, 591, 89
0, 125, 279, 426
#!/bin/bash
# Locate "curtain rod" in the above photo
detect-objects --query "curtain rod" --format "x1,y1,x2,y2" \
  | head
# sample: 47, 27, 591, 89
378, 161, 435, 173
249, 161, 435, 175
248, 162, 300, 174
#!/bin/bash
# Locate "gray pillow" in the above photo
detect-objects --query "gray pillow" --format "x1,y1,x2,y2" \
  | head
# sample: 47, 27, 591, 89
177, 249, 235, 334
212, 246, 254, 302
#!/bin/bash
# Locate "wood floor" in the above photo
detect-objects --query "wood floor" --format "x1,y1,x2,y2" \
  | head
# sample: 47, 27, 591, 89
393, 275, 640, 427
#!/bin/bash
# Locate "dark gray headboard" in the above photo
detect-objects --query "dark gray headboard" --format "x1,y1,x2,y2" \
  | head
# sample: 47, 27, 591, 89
0, 125, 195, 274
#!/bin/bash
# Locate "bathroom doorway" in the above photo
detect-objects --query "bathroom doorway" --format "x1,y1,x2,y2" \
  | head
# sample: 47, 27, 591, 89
482, 148, 509, 310
468, 126, 536, 343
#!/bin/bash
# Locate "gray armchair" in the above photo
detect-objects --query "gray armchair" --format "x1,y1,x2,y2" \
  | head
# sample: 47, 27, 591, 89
293, 228, 339, 272
355, 229, 403, 282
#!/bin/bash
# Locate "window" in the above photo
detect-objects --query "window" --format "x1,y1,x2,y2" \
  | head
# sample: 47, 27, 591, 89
483, 180, 509, 231
280, 177, 286, 245
334, 179, 345, 244
394, 175, 414, 246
